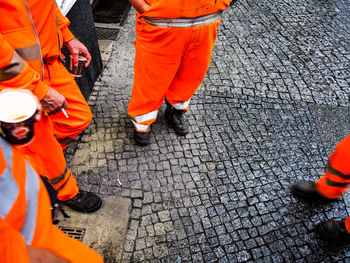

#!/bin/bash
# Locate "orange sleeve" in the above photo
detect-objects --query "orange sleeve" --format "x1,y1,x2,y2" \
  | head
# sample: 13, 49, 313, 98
0, 34, 49, 100
54, 6, 75, 43
0, 218, 30, 263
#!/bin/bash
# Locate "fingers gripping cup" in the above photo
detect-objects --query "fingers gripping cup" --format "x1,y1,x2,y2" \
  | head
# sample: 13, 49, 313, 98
0, 89, 41, 145
70, 55, 87, 77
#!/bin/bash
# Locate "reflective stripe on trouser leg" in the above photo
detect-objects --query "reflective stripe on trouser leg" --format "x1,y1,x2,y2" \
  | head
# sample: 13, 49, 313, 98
170, 99, 191, 111
315, 134, 350, 199
131, 110, 158, 132
165, 20, 220, 109
16, 115, 79, 201
46, 60, 92, 150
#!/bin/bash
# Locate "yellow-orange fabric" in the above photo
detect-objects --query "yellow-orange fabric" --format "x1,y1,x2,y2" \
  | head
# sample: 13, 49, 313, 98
128, 14, 220, 132
0, 0, 92, 199
17, 115, 79, 201
142, 0, 230, 18
315, 134, 350, 199
0, 138, 103, 263
44, 60, 92, 149
0, 0, 74, 100
345, 217, 350, 233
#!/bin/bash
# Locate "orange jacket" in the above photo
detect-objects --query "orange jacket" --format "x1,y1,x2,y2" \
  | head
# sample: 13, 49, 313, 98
0, 0, 74, 100
143, 0, 230, 18
0, 137, 103, 263
0, 137, 54, 262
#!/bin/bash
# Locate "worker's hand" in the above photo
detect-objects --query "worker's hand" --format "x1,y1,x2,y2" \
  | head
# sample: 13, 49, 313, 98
40, 87, 67, 115
27, 246, 69, 263
129, 0, 151, 13
65, 38, 91, 67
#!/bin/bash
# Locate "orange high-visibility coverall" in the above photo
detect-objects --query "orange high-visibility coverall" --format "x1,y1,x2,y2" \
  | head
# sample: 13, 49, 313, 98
315, 134, 350, 233
0, 138, 103, 263
0, 0, 92, 200
128, 0, 230, 132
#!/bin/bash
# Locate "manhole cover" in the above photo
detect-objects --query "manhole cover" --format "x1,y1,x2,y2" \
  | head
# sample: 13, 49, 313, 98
59, 226, 86, 241
93, 0, 131, 25
96, 27, 120, 40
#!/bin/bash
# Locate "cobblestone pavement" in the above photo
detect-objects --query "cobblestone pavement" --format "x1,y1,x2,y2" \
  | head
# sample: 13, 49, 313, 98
66, 0, 350, 261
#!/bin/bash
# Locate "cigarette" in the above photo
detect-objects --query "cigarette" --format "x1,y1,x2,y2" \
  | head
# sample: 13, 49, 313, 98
62, 108, 69, 119
117, 178, 122, 186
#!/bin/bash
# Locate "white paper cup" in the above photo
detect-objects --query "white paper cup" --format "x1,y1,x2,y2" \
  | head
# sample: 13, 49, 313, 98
0, 89, 41, 145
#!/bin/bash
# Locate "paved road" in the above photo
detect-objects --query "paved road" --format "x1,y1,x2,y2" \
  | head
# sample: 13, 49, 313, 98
66, 0, 350, 261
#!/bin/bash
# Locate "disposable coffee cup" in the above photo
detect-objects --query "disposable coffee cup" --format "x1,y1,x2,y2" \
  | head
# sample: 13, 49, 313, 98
70, 55, 87, 77
0, 89, 41, 145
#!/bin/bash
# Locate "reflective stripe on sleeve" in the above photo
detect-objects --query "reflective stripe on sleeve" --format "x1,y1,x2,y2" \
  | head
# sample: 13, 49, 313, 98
15, 45, 41, 62
0, 52, 24, 81
21, 160, 39, 245
0, 138, 19, 218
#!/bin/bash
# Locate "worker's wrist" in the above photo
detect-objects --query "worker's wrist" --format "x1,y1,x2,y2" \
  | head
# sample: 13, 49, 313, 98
62, 29, 75, 44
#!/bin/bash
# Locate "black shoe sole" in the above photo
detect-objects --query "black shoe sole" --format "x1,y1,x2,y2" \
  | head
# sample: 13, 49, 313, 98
174, 127, 189, 136
316, 223, 350, 244
134, 136, 150, 146
133, 131, 151, 146
61, 198, 103, 213
291, 186, 335, 202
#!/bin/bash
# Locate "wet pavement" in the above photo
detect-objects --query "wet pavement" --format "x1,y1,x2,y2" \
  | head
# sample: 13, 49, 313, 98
66, 0, 350, 261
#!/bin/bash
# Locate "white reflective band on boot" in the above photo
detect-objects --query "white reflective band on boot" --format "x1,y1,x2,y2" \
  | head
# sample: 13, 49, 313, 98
134, 110, 158, 124
172, 100, 190, 110
132, 120, 150, 132
144, 11, 222, 28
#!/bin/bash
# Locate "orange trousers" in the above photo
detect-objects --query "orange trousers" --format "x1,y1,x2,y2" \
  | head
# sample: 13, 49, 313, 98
314, 134, 350, 232
16, 59, 92, 201
47, 59, 92, 149
128, 14, 220, 132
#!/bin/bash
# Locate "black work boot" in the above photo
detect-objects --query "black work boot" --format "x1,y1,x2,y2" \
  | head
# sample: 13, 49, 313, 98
134, 130, 151, 146
62, 190, 102, 213
164, 103, 189, 136
291, 181, 335, 201
316, 220, 350, 243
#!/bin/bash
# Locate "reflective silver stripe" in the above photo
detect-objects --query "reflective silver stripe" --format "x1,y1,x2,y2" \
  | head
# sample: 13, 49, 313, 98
326, 179, 348, 188
0, 138, 19, 218
15, 45, 41, 62
49, 167, 68, 185
23, 0, 44, 80
144, 11, 222, 28
172, 100, 190, 110
0, 52, 24, 81
21, 160, 39, 245
134, 110, 158, 124
54, 135, 73, 146
326, 164, 350, 180
131, 120, 150, 132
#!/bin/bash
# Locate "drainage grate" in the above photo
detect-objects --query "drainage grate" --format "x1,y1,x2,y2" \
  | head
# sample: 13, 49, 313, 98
96, 27, 120, 40
93, 0, 131, 25
59, 226, 86, 241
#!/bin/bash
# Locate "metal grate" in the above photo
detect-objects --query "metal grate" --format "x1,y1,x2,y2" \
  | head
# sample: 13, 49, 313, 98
96, 27, 120, 40
59, 226, 86, 241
